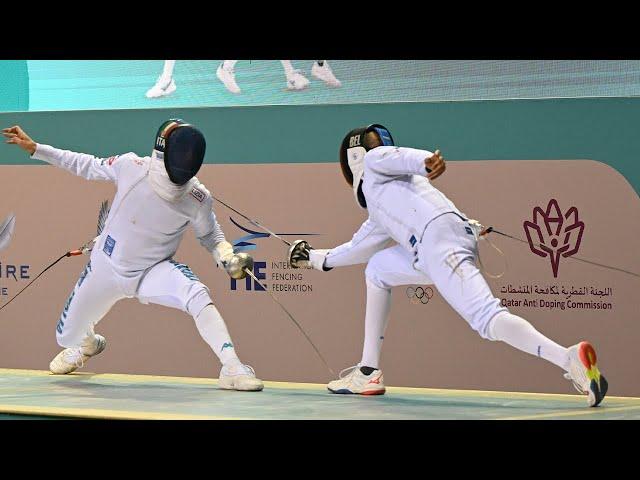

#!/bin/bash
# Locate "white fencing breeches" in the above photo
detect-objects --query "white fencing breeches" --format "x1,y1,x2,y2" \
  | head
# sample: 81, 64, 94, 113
56, 251, 214, 348
365, 214, 507, 340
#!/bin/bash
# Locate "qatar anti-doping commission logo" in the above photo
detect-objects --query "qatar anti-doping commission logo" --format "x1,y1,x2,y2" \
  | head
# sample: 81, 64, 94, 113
523, 199, 584, 278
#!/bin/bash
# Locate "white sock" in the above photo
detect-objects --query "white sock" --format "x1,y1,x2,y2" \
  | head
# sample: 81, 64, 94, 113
194, 304, 241, 366
488, 312, 569, 371
222, 60, 238, 71
161, 60, 175, 81
360, 279, 392, 369
281, 60, 295, 76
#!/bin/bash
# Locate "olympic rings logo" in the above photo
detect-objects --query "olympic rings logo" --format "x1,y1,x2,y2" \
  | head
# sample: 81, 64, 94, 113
405, 286, 434, 305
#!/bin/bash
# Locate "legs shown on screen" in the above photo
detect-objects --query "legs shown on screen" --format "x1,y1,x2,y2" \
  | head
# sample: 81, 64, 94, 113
148, 60, 341, 96
281, 60, 310, 91
146, 60, 177, 98
216, 60, 241, 94
311, 60, 342, 87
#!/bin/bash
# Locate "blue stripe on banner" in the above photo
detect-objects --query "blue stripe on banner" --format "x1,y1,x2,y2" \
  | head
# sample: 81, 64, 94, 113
232, 233, 267, 253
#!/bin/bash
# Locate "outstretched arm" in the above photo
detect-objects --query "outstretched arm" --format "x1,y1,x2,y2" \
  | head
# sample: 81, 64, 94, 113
289, 218, 392, 271
3, 125, 122, 182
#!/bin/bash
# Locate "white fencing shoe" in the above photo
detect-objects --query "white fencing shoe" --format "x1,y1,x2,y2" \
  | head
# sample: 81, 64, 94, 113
327, 366, 386, 395
216, 64, 241, 94
49, 334, 107, 375
311, 62, 341, 87
145, 76, 177, 98
286, 70, 310, 91
564, 341, 608, 407
218, 363, 264, 391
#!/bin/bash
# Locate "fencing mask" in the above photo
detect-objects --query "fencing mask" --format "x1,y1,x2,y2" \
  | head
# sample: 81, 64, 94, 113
152, 119, 206, 185
339, 124, 394, 209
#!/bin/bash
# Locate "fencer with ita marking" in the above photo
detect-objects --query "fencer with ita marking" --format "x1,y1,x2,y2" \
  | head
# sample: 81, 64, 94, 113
2, 122, 263, 391
289, 124, 607, 406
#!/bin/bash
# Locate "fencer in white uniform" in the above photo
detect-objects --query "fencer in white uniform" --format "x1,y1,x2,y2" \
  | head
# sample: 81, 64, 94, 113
289, 124, 607, 407
2, 121, 263, 391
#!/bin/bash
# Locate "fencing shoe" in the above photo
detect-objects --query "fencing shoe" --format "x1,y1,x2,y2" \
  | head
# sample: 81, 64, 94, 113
564, 341, 608, 407
216, 64, 241, 94
218, 363, 264, 391
311, 61, 341, 87
145, 76, 177, 98
50, 334, 106, 375
327, 365, 386, 395
286, 70, 310, 91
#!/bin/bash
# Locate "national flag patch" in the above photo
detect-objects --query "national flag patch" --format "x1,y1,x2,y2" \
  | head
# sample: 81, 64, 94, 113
103, 235, 116, 257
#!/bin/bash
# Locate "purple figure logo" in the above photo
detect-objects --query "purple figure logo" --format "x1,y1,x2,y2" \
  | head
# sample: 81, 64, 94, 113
523, 199, 584, 278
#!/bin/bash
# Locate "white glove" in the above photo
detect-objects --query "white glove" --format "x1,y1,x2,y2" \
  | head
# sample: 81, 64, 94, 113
213, 241, 234, 267
213, 241, 254, 279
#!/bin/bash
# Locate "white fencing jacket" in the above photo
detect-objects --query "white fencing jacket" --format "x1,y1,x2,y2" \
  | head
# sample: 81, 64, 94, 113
324, 146, 463, 269
32, 144, 226, 295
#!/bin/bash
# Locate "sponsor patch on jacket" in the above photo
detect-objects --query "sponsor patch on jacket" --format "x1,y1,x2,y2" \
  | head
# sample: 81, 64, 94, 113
103, 235, 116, 257
191, 187, 206, 203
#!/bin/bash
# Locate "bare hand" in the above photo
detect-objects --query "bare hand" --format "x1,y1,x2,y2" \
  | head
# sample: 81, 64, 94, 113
2, 126, 36, 155
425, 149, 446, 181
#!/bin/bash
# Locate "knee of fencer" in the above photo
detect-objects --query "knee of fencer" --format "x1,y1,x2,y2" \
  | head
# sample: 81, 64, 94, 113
186, 285, 213, 318
463, 303, 509, 341
365, 259, 388, 290
478, 310, 509, 341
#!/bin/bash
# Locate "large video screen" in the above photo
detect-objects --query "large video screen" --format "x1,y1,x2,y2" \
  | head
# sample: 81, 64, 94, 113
1, 60, 639, 112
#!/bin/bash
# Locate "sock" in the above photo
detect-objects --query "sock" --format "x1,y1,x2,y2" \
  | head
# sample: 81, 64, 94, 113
360, 366, 378, 375
194, 304, 241, 366
316, 60, 325, 67
360, 278, 392, 369
222, 60, 238, 71
488, 312, 569, 371
161, 60, 175, 81
281, 60, 295, 76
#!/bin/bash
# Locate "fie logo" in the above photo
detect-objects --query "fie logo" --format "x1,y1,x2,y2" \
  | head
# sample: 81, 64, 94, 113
230, 261, 266, 291
227, 216, 321, 293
